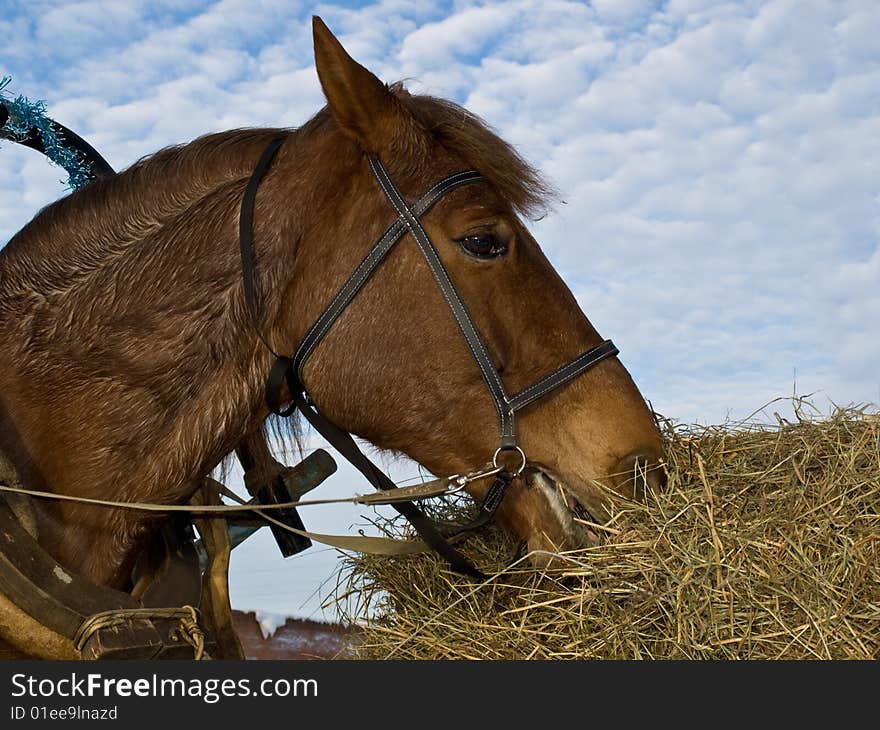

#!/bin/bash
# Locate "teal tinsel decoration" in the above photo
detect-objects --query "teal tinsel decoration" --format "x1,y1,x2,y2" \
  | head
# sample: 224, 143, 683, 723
0, 75, 94, 190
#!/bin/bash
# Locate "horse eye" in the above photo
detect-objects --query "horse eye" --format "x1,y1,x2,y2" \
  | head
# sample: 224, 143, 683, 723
457, 233, 506, 259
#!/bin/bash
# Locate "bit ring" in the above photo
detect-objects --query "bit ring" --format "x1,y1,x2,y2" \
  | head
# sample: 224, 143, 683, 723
492, 446, 527, 477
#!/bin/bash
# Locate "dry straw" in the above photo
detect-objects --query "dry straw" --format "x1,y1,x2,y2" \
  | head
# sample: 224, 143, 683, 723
336, 401, 879, 659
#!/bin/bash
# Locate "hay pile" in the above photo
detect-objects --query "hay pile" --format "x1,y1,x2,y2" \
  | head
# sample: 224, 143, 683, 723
337, 407, 880, 659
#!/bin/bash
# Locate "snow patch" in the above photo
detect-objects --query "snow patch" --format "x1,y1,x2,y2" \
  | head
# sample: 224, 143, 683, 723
254, 611, 289, 640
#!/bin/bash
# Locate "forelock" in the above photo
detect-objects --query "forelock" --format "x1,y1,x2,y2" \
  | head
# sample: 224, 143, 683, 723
392, 86, 554, 220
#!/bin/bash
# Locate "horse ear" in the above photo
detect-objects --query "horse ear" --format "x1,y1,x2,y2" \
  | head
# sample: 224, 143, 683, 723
312, 16, 402, 154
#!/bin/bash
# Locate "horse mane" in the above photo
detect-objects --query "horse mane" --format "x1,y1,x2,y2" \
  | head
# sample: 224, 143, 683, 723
0, 127, 291, 307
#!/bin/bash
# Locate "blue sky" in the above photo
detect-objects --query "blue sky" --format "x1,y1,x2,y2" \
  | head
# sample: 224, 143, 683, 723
2, 0, 878, 619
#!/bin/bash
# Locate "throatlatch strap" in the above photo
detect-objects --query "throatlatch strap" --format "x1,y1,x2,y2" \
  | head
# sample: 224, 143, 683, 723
239, 136, 287, 358
265, 356, 297, 417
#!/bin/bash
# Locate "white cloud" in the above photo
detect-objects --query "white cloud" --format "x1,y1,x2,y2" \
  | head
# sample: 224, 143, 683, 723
35, 1, 144, 49
399, 5, 515, 67
591, 0, 656, 25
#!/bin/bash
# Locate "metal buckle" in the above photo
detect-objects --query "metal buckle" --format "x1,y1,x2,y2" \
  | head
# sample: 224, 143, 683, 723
445, 463, 505, 494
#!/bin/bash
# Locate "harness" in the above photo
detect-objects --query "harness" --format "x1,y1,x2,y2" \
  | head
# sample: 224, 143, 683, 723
239, 138, 619, 578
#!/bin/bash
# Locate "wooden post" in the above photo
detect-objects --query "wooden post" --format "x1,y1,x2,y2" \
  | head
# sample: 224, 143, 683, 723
191, 479, 245, 660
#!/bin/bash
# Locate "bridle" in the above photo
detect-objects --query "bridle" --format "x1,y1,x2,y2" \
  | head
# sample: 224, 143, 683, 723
240, 137, 619, 578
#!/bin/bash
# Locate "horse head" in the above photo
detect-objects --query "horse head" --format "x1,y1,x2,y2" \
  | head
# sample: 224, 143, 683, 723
270, 19, 667, 560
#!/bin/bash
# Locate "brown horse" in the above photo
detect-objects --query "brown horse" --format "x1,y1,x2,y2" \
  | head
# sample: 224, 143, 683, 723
0, 18, 664, 654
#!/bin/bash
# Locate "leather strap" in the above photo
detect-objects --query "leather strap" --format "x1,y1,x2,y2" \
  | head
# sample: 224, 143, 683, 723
238, 136, 286, 361
292, 169, 484, 386
286, 372, 487, 579
258, 517, 429, 555
507, 339, 619, 413
441, 471, 514, 539
368, 158, 518, 446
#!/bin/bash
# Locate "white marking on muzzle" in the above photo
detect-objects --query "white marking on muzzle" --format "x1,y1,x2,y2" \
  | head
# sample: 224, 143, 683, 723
528, 470, 585, 546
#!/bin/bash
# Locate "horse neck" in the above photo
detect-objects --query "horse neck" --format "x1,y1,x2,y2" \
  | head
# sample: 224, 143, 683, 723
1, 127, 346, 507
117, 129, 342, 483
90, 122, 369, 484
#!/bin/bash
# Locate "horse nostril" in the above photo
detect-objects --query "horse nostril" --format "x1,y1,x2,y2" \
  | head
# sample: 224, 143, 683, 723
613, 450, 667, 500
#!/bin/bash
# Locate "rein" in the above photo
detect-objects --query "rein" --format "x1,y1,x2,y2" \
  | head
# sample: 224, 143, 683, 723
0, 465, 498, 513
239, 138, 620, 578
0, 462, 504, 558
